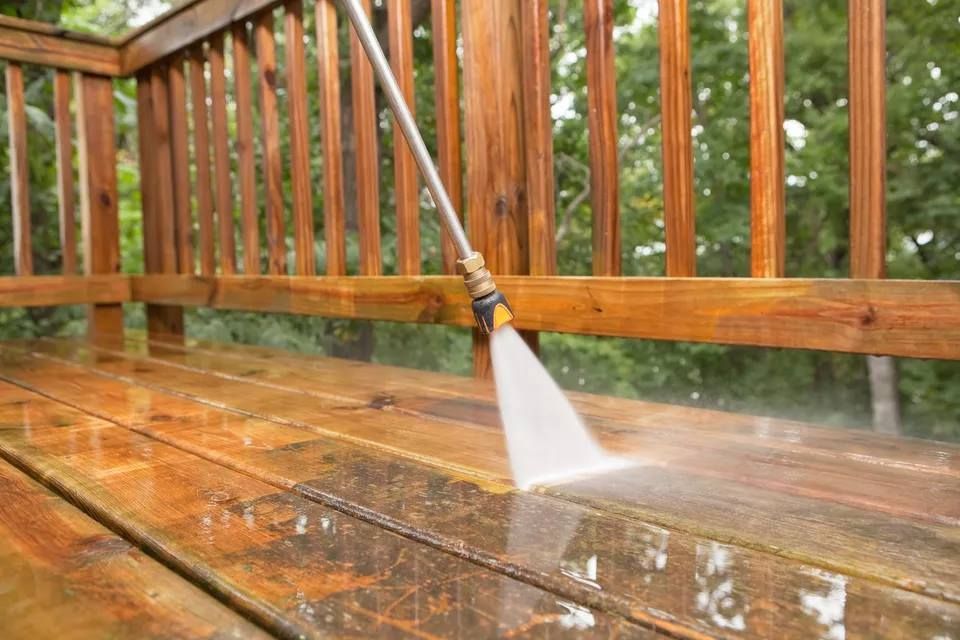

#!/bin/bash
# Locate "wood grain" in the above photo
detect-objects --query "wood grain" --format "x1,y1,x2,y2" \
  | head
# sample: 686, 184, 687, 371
349, 0, 382, 276
848, 0, 886, 279
76, 73, 124, 340
167, 54, 195, 275
658, 0, 696, 277
19, 337, 960, 610
315, 0, 346, 276
208, 32, 237, 275
0, 18, 120, 76
188, 47, 216, 277
747, 0, 786, 277
0, 380, 642, 638
231, 23, 258, 275
0, 459, 271, 639
53, 71, 77, 275
119, 0, 277, 73
143, 66, 185, 339
130, 274, 960, 359
6, 62, 32, 276
4, 342, 958, 639
0, 275, 128, 307
388, 0, 421, 275
285, 0, 316, 276
431, 0, 463, 274
521, 0, 557, 276
462, 0, 533, 375
584, 0, 621, 276
135, 73, 160, 275
255, 11, 287, 275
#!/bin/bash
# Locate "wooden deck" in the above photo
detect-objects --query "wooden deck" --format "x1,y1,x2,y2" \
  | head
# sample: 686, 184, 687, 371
0, 334, 958, 639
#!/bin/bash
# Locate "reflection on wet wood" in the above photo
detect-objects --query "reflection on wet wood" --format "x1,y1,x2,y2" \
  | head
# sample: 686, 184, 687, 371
0, 338, 957, 639
0, 458, 269, 639
0, 379, 649, 639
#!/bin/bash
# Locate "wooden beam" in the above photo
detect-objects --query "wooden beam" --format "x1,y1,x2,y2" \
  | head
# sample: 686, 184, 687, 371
748, 0, 786, 277
521, 0, 557, 276
168, 54, 195, 275
431, 0, 463, 275
285, 0, 316, 276
388, 0, 421, 275
231, 24, 256, 275
53, 70, 77, 275
849, 0, 886, 279
658, 0, 696, 276
188, 46, 216, 277
0, 17, 120, 76
6, 62, 33, 276
584, 0, 621, 276
255, 11, 286, 275
76, 73, 124, 340
209, 32, 238, 274
0, 275, 128, 307
119, 0, 277, 74
316, 0, 346, 276
349, 0, 383, 276
130, 274, 960, 360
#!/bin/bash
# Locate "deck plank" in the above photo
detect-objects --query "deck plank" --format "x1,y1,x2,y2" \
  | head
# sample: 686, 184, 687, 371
0, 459, 269, 639
0, 377, 650, 639
0, 344, 957, 638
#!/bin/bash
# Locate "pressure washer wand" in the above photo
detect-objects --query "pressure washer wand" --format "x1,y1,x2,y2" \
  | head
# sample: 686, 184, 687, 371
339, 0, 514, 334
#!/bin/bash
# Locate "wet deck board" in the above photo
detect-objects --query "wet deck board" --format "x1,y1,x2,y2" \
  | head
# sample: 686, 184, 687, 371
0, 380, 651, 639
0, 335, 958, 638
0, 458, 269, 639
14, 337, 960, 600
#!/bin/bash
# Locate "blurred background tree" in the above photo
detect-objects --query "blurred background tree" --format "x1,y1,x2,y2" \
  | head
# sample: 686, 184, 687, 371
0, 0, 957, 441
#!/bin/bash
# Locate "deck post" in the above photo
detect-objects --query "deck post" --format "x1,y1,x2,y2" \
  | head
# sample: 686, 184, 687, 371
76, 72, 124, 342
462, 0, 539, 377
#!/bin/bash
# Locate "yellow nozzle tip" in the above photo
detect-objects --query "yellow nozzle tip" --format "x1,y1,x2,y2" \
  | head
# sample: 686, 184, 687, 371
492, 303, 514, 331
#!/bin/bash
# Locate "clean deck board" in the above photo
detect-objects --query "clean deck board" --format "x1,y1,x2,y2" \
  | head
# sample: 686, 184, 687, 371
0, 335, 957, 639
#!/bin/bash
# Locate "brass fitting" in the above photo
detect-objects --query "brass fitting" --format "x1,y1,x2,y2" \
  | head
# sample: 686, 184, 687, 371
456, 252, 496, 300
456, 251, 514, 334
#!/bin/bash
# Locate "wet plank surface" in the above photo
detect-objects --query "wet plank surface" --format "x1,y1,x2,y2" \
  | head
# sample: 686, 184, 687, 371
0, 334, 958, 639
0, 458, 269, 639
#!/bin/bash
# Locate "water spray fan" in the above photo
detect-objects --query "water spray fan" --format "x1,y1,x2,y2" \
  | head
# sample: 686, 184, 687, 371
340, 0, 514, 335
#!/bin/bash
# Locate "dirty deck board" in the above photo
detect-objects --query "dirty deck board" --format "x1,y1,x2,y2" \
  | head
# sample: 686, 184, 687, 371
15, 336, 960, 605
0, 344, 958, 639
0, 458, 269, 639
0, 379, 652, 639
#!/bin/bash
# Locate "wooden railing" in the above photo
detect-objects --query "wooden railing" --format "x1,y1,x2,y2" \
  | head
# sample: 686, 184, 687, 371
1, 0, 959, 373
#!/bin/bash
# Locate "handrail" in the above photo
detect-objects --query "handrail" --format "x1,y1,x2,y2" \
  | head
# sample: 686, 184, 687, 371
0, 15, 120, 75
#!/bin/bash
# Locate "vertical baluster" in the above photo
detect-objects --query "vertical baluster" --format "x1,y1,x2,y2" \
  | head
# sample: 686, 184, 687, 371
232, 23, 259, 275
431, 0, 463, 275
316, 0, 346, 276
53, 69, 77, 275
6, 62, 32, 275
388, 0, 420, 275
349, 0, 382, 275
285, 0, 316, 275
189, 46, 216, 277
209, 32, 238, 274
77, 73, 123, 340
748, 0, 785, 277
521, 0, 557, 276
255, 11, 286, 275
584, 0, 620, 276
849, 0, 886, 279
168, 53, 194, 274
462, 0, 534, 377
659, 0, 696, 277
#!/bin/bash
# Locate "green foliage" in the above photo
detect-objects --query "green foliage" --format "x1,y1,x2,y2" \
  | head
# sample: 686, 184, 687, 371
1, 0, 957, 441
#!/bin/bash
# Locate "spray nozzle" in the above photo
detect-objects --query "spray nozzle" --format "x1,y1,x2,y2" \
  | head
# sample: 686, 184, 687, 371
457, 252, 514, 334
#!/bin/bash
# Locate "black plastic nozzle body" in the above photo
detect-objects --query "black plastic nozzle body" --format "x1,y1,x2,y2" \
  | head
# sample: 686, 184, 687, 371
472, 290, 514, 335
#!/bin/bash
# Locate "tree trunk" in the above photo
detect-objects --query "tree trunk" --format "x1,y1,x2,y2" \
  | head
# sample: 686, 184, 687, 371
867, 355, 901, 435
